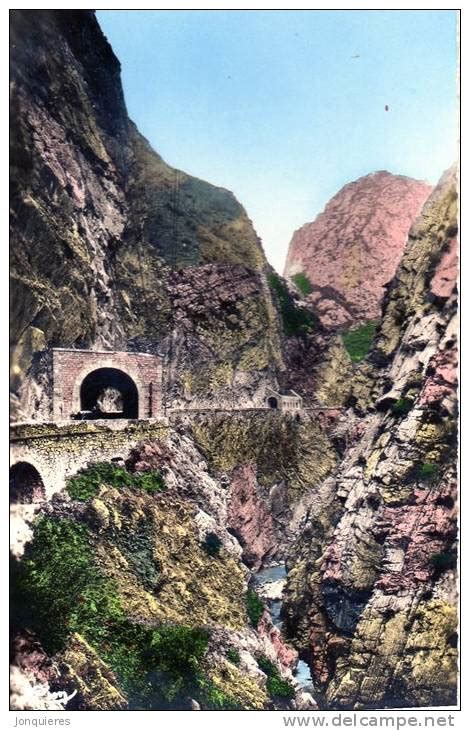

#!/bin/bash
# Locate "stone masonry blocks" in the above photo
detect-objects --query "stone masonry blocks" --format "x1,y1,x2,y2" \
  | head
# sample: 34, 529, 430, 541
52, 349, 163, 421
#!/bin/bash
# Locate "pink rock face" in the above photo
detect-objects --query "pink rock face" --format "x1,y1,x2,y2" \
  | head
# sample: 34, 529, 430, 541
419, 346, 458, 409
431, 237, 458, 299
227, 463, 276, 570
284, 171, 432, 329
258, 611, 298, 669
126, 440, 172, 473
373, 482, 457, 594
11, 632, 58, 685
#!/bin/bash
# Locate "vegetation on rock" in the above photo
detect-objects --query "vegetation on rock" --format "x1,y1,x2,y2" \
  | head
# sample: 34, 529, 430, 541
391, 397, 414, 416
291, 272, 313, 296
11, 517, 108, 654
257, 655, 295, 700
226, 648, 241, 665
418, 462, 440, 481
342, 320, 379, 362
10, 514, 249, 709
246, 589, 265, 628
203, 532, 223, 557
429, 551, 457, 573
66, 462, 165, 501
267, 272, 316, 337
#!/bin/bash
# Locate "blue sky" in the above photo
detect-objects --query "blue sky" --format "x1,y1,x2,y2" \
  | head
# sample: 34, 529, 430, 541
97, 10, 458, 273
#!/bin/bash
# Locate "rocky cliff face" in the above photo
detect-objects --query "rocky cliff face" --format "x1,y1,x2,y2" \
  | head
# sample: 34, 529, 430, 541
10, 9, 286, 417
10, 426, 319, 711
283, 168, 458, 709
284, 172, 432, 330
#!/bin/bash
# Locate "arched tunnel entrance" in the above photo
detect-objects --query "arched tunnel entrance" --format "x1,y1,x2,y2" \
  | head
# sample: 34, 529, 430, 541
267, 396, 278, 409
78, 368, 139, 419
10, 462, 45, 504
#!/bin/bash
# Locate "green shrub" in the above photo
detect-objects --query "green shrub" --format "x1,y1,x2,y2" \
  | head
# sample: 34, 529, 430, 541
342, 320, 379, 362
430, 551, 456, 572
418, 462, 439, 481
133, 470, 166, 494
226, 648, 241, 665
257, 655, 295, 701
11, 517, 114, 653
257, 655, 277, 675
67, 462, 132, 500
246, 589, 265, 628
203, 532, 222, 557
267, 272, 316, 337
291, 272, 313, 296
66, 462, 165, 501
391, 397, 414, 416
146, 625, 209, 677
266, 675, 296, 700
406, 461, 441, 486
90, 622, 211, 709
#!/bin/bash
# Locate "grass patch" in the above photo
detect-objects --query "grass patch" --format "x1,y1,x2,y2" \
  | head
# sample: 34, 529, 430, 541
66, 462, 165, 502
246, 589, 264, 628
406, 461, 441, 486
342, 320, 379, 362
198, 679, 242, 710
257, 655, 295, 701
291, 272, 313, 296
10, 517, 112, 653
267, 272, 316, 337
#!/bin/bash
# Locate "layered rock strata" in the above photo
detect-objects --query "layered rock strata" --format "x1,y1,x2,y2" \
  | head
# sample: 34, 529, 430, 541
284, 172, 432, 329
283, 168, 458, 709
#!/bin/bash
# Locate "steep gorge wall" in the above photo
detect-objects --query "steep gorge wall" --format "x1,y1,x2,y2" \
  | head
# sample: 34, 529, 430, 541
172, 410, 341, 568
283, 168, 458, 709
10, 10, 284, 418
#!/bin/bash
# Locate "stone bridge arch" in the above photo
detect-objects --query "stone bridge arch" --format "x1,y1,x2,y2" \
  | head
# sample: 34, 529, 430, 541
10, 460, 46, 504
10, 420, 169, 498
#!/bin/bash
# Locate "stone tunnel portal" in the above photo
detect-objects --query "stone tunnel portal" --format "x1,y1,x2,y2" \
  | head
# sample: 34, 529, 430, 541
79, 368, 139, 420
10, 462, 45, 504
52, 349, 163, 422
267, 396, 278, 409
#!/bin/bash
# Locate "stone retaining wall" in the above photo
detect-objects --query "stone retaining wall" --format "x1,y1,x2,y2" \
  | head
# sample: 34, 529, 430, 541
10, 419, 169, 498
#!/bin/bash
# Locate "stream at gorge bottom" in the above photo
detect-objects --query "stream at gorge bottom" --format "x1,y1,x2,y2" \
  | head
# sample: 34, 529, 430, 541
252, 563, 313, 690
